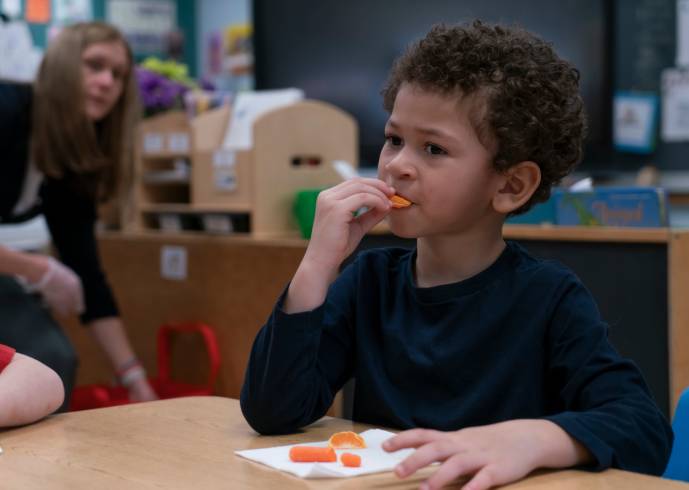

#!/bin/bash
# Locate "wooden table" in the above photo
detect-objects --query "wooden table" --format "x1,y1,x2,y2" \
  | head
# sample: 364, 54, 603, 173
0, 397, 685, 489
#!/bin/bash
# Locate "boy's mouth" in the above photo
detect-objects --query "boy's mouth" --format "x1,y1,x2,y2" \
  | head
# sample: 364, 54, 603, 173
390, 194, 413, 209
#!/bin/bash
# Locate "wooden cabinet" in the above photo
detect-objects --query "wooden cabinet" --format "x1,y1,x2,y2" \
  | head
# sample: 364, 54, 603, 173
127, 100, 357, 237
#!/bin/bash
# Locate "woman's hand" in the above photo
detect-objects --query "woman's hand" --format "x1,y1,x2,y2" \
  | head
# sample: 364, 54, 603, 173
127, 377, 158, 402
20, 256, 85, 317
382, 420, 591, 490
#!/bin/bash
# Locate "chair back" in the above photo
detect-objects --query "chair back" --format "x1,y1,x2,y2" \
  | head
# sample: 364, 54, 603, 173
664, 387, 689, 481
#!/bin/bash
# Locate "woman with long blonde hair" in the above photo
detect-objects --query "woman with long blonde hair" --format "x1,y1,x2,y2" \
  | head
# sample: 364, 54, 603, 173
0, 21, 156, 409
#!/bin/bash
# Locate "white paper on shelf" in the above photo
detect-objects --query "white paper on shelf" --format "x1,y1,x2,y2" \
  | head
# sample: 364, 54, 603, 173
222, 88, 304, 151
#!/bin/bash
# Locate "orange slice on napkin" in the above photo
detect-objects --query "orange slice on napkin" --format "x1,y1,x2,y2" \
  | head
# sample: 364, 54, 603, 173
328, 431, 366, 449
340, 452, 362, 467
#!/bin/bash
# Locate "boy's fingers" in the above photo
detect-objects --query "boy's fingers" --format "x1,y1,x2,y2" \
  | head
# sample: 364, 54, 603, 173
425, 453, 484, 490
328, 178, 394, 199
339, 193, 390, 217
327, 182, 391, 205
395, 439, 465, 478
383, 428, 442, 452
461, 464, 503, 490
355, 206, 389, 233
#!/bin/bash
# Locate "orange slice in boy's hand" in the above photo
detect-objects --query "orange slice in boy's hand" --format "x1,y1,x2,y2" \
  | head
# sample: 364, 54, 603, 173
389, 194, 412, 208
328, 431, 367, 449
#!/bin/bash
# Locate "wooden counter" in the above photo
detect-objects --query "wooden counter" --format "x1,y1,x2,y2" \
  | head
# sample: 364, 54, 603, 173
61, 225, 689, 416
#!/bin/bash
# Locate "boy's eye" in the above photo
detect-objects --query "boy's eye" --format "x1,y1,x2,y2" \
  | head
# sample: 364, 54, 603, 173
425, 143, 447, 155
385, 135, 403, 147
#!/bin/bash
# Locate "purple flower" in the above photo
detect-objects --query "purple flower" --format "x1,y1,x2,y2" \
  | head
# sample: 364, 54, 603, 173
135, 67, 191, 116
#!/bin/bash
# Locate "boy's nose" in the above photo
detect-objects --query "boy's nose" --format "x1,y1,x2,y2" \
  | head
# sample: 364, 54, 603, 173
384, 149, 417, 180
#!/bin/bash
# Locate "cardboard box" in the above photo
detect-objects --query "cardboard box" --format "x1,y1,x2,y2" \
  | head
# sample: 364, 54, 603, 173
506, 198, 556, 225
554, 187, 667, 227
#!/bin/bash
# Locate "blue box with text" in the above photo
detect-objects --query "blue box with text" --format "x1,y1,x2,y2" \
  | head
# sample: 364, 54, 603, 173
554, 187, 667, 227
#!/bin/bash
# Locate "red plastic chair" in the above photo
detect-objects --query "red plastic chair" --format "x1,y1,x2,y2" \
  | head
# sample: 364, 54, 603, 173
70, 322, 220, 411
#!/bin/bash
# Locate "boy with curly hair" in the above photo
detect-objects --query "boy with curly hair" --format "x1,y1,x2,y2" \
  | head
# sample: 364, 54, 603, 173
241, 21, 672, 489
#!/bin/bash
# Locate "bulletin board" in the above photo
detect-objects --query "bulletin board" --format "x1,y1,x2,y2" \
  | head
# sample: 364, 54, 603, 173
0, 0, 197, 75
612, 0, 689, 172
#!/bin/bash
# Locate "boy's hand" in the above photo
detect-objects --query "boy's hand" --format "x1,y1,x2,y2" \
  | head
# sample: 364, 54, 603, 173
284, 178, 394, 314
304, 178, 394, 272
382, 420, 591, 490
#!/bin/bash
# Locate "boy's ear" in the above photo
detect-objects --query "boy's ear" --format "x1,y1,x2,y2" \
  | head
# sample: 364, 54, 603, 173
492, 161, 541, 214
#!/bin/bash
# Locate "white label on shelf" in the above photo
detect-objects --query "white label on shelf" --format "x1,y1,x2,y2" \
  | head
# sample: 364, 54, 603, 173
143, 133, 164, 153
168, 132, 190, 153
203, 214, 233, 233
158, 213, 182, 232
214, 167, 237, 191
213, 149, 236, 167
160, 245, 187, 281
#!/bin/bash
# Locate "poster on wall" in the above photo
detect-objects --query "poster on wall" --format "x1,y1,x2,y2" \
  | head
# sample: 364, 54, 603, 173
661, 68, 689, 142
25, 0, 51, 23
1, 0, 22, 18
0, 20, 42, 81
54, 0, 92, 23
106, 0, 175, 55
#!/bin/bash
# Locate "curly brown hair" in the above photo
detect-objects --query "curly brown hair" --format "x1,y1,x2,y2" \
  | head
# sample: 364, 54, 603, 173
381, 21, 587, 214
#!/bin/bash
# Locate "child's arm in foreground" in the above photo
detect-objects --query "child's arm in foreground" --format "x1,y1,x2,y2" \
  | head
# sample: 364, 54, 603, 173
0, 352, 65, 427
284, 178, 394, 313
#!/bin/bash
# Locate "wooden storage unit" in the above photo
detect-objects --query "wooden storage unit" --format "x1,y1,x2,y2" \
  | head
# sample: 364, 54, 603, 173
129, 111, 193, 232
128, 100, 357, 237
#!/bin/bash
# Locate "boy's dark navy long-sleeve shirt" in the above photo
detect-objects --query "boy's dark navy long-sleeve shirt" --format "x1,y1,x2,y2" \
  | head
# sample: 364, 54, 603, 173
240, 242, 673, 475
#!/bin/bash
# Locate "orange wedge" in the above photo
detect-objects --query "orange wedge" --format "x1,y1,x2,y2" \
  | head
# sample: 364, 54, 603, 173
389, 194, 411, 208
340, 452, 362, 467
328, 431, 367, 449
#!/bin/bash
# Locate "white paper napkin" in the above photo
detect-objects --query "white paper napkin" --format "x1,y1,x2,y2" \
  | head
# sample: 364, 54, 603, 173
235, 428, 413, 479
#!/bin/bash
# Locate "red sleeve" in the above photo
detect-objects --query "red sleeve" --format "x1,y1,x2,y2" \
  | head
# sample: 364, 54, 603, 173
0, 344, 16, 373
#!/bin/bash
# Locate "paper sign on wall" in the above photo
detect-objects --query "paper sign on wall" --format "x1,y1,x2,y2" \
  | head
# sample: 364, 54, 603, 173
54, 0, 92, 23
25, 0, 51, 23
661, 68, 689, 142
0, 21, 43, 81
106, 0, 176, 55
678, 0, 689, 67
1, 0, 21, 18
160, 245, 187, 281
613, 92, 658, 153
